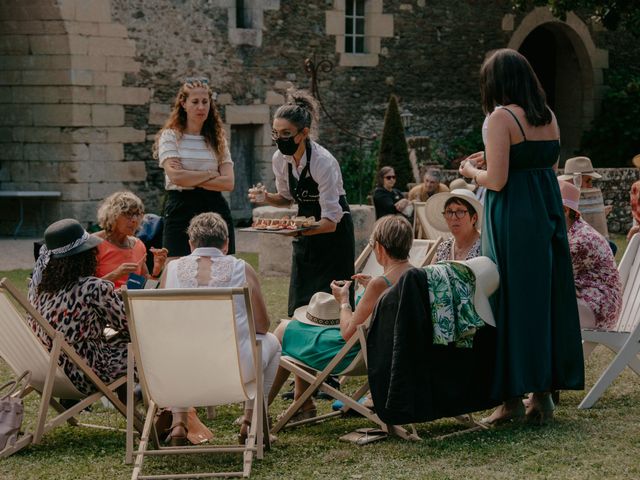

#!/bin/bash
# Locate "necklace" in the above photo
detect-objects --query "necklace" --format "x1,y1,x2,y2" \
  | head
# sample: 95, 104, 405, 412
383, 260, 409, 277
106, 233, 132, 249
451, 234, 479, 260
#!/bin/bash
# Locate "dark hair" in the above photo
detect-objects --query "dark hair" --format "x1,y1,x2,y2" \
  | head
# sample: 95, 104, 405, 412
38, 248, 98, 295
444, 197, 478, 226
274, 89, 318, 135
153, 79, 227, 160
480, 49, 552, 126
377, 166, 395, 187
371, 215, 413, 261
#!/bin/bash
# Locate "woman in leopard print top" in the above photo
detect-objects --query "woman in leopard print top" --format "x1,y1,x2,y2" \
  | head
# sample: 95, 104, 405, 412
29, 219, 130, 395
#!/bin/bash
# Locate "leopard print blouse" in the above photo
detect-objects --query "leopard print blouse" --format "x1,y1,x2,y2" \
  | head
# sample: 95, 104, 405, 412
29, 277, 129, 395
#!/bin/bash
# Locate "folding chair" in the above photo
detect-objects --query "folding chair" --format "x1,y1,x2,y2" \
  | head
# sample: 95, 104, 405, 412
123, 287, 269, 479
579, 234, 640, 409
0, 278, 142, 459
271, 322, 419, 441
415, 202, 451, 240
354, 238, 443, 280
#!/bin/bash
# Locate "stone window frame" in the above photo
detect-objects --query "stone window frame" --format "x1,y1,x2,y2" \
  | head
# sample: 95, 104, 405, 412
220, 0, 280, 47
344, 0, 365, 53
326, 0, 393, 67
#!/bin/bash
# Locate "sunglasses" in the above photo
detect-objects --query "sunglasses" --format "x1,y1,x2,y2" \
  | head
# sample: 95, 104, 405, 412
384, 175, 396, 180
185, 77, 209, 85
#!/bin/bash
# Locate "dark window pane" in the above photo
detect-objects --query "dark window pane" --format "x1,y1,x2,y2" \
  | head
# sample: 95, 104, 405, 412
355, 36, 364, 53
355, 18, 364, 34
345, 36, 354, 53
356, 0, 365, 16
346, 0, 353, 15
236, 0, 246, 28
345, 17, 353, 34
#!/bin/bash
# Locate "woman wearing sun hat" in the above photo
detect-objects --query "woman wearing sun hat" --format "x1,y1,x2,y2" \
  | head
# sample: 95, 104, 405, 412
426, 189, 483, 262
269, 215, 414, 420
28, 218, 130, 396
559, 180, 621, 334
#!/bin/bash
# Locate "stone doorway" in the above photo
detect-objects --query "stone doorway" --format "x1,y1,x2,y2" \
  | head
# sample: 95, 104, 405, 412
518, 24, 587, 160
229, 124, 258, 221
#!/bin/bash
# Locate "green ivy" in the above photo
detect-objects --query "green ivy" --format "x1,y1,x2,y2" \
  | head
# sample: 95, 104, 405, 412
581, 71, 640, 167
339, 139, 380, 205
431, 128, 484, 169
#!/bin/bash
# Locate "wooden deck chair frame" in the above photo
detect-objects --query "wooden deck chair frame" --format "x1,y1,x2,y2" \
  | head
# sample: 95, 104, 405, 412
579, 234, 640, 409
271, 322, 418, 440
0, 278, 143, 459
354, 237, 443, 277
415, 202, 451, 241
123, 287, 270, 479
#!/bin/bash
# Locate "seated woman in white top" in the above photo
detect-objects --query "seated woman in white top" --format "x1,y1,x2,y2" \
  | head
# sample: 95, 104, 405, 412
161, 212, 281, 445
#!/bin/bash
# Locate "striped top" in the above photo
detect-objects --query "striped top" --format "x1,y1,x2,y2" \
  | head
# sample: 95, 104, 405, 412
158, 129, 233, 191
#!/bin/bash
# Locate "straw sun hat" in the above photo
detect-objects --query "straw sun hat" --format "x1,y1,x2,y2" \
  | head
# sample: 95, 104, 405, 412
446, 256, 499, 327
425, 189, 484, 232
293, 292, 341, 327
557, 156, 602, 181
448, 178, 476, 192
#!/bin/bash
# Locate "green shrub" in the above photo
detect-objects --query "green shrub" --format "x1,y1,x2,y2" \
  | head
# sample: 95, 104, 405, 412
377, 95, 413, 191
340, 139, 380, 205
431, 127, 484, 169
581, 71, 640, 167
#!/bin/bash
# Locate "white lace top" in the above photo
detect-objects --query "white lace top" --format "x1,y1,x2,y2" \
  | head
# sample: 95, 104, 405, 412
164, 247, 254, 382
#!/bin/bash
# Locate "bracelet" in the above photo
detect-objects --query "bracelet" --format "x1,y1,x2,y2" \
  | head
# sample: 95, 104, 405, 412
340, 303, 352, 312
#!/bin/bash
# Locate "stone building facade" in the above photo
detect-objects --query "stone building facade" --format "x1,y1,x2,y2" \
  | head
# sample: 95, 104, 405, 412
0, 0, 638, 235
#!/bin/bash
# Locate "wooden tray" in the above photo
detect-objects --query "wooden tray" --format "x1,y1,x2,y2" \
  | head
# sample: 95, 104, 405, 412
239, 225, 319, 235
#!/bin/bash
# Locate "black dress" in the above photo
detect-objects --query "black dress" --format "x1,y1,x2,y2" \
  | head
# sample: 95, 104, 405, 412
373, 187, 409, 220
286, 142, 355, 316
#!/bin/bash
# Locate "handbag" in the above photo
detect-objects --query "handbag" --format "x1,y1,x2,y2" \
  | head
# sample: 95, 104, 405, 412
0, 370, 31, 452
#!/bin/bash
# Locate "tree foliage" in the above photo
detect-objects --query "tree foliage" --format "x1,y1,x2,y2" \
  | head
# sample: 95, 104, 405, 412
511, 1, 640, 35
377, 95, 413, 191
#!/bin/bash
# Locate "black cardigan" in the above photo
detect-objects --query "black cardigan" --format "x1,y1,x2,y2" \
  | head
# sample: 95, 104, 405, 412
367, 268, 500, 425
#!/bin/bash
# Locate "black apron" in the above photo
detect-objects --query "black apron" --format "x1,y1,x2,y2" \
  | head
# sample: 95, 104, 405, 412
287, 142, 355, 316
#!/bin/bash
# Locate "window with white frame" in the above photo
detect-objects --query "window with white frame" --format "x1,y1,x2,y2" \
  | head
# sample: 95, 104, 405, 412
345, 0, 365, 54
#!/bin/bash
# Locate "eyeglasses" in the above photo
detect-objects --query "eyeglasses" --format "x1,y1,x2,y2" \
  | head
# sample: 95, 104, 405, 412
185, 77, 209, 85
384, 175, 396, 180
123, 212, 143, 220
271, 130, 299, 141
442, 209, 469, 219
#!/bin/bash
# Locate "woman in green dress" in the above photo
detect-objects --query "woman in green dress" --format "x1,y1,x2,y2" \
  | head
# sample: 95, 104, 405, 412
459, 49, 584, 425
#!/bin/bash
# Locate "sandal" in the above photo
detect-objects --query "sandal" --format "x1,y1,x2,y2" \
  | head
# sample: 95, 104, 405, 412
238, 418, 277, 446
276, 406, 317, 424
167, 420, 188, 446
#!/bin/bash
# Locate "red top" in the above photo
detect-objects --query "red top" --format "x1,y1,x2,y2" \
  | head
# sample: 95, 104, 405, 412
96, 237, 146, 288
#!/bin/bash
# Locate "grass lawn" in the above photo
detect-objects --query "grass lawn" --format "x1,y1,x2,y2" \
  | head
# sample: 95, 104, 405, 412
1, 246, 639, 479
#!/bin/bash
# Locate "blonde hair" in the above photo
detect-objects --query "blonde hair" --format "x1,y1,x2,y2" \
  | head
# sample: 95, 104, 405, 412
371, 215, 413, 260
187, 212, 228, 249
97, 191, 144, 233
153, 79, 227, 160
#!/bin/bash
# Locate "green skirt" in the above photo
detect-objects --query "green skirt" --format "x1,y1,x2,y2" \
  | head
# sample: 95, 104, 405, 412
282, 321, 360, 374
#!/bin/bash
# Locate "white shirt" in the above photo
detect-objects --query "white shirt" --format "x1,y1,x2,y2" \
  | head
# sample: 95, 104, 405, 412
158, 129, 233, 191
272, 140, 346, 223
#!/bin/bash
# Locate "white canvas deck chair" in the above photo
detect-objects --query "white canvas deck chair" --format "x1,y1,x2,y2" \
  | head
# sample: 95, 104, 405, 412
580, 233, 640, 409
123, 287, 269, 479
0, 278, 141, 459
415, 202, 451, 241
272, 239, 446, 441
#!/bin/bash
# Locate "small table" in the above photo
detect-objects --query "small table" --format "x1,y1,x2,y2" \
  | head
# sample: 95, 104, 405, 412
0, 191, 61, 237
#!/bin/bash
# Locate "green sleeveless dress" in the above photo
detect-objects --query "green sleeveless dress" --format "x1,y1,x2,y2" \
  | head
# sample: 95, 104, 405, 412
482, 108, 584, 400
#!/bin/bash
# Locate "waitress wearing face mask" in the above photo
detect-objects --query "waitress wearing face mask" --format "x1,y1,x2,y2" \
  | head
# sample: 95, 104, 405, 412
248, 89, 355, 316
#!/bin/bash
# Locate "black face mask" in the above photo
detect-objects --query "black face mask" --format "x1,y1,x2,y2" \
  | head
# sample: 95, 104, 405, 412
275, 136, 300, 156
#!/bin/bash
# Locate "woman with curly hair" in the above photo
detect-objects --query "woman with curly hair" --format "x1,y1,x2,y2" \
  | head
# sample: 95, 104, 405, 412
28, 219, 130, 395
248, 89, 355, 316
154, 78, 235, 257
94, 191, 168, 288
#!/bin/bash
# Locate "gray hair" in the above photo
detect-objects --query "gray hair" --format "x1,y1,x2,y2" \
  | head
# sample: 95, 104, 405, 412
187, 212, 228, 249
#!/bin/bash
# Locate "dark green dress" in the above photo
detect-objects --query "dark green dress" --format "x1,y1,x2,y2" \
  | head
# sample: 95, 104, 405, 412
482, 108, 584, 400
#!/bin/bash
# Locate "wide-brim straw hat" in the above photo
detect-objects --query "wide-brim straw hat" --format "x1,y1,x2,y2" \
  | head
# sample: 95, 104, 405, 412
558, 156, 601, 181
445, 256, 499, 327
44, 218, 102, 258
293, 291, 341, 327
425, 189, 484, 232
449, 178, 476, 192
632, 154, 640, 169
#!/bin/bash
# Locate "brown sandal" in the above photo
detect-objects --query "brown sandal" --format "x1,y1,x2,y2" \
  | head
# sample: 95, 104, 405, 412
167, 420, 188, 446
238, 418, 277, 446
